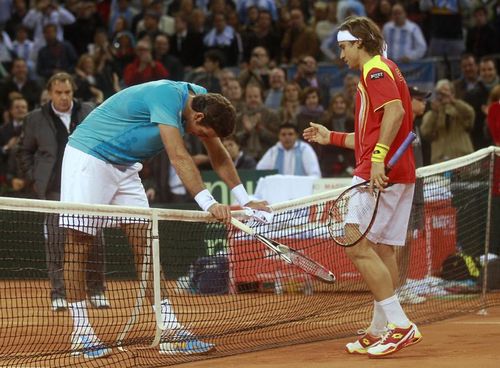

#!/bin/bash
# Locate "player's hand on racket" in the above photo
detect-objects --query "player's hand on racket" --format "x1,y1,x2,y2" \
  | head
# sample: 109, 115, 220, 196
303, 122, 330, 145
370, 161, 389, 192
208, 203, 232, 223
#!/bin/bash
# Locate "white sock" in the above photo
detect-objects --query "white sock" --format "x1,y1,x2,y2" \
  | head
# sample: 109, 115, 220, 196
368, 300, 387, 336
69, 301, 94, 335
152, 299, 182, 331
378, 294, 411, 328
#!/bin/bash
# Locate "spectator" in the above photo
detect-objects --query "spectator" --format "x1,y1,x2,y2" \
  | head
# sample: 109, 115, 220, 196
189, 50, 224, 93
169, 14, 204, 69
453, 53, 479, 100
22, 0, 75, 54
123, 38, 169, 87
0, 58, 41, 112
0, 96, 28, 196
408, 85, 432, 168
130, 0, 153, 34
317, 92, 355, 177
420, 0, 470, 58
343, 73, 359, 119
222, 134, 257, 169
136, 1, 175, 37
315, 2, 338, 44
17, 72, 109, 311
235, 83, 280, 159
36, 23, 77, 80
382, 2, 427, 63
109, 0, 134, 36
241, 9, 281, 64
4, 0, 29, 40
294, 55, 330, 108
295, 87, 325, 134
487, 84, 500, 145
421, 79, 475, 164
465, 6, 499, 59
64, 1, 105, 56
110, 31, 136, 79
153, 33, 184, 81
366, 0, 394, 29
264, 67, 286, 111
10, 24, 34, 69
281, 8, 320, 64
256, 123, 321, 177
73, 54, 104, 104
238, 46, 271, 91
0, 29, 14, 70
237, 0, 278, 24
203, 12, 242, 66
464, 56, 499, 149
278, 81, 302, 124
136, 9, 163, 41
222, 78, 244, 112
336, 0, 366, 23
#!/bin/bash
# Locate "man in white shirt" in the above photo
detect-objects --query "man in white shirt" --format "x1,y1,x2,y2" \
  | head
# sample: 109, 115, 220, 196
382, 3, 427, 63
256, 123, 321, 177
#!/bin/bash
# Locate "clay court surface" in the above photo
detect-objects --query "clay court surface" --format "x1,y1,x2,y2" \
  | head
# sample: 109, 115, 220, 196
179, 307, 500, 368
1, 280, 499, 367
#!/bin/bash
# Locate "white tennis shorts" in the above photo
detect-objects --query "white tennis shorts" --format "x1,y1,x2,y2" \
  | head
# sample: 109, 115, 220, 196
60, 145, 149, 234
346, 176, 414, 246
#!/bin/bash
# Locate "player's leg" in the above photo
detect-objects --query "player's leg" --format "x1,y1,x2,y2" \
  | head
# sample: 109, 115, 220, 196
45, 212, 67, 311
60, 145, 114, 358
86, 230, 110, 309
114, 164, 214, 355
64, 229, 111, 358
364, 184, 422, 357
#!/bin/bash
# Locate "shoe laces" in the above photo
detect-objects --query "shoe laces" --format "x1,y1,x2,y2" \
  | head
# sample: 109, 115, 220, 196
379, 324, 396, 343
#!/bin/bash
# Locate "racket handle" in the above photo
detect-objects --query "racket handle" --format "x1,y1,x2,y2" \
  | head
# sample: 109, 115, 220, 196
386, 132, 417, 173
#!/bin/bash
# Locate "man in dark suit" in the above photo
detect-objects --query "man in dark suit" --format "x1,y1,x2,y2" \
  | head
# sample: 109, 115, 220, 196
17, 72, 109, 311
169, 14, 204, 69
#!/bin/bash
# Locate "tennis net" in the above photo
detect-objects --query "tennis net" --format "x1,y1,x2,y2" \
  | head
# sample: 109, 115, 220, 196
0, 146, 499, 367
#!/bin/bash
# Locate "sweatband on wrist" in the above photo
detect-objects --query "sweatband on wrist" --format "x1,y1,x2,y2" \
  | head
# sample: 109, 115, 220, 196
231, 184, 250, 206
329, 131, 348, 147
194, 189, 218, 212
371, 143, 390, 163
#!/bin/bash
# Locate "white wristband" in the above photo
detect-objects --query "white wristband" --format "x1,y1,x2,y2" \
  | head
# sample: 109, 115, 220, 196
231, 184, 250, 206
194, 189, 218, 212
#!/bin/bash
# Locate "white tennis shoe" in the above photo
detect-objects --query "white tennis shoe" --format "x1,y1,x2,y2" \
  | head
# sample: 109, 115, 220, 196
71, 332, 111, 359
51, 297, 68, 311
159, 330, 215, 355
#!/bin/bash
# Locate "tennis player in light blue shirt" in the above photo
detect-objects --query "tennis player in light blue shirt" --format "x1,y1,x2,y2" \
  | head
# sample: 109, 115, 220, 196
59, 80, 269, 358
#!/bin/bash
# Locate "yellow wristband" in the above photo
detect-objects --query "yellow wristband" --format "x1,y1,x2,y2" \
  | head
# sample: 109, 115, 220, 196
371, 143, 390, 163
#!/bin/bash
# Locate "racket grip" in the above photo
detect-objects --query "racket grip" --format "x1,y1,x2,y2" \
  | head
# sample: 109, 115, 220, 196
386, 132, 417, 172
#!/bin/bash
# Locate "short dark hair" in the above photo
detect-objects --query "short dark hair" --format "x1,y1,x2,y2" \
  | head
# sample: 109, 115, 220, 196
192, 93, 236, 137
279, 123, 299, 134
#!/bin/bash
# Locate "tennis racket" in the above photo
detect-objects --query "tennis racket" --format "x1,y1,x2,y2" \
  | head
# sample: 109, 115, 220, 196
231, 218, 336, 283
328, 132, 417, 247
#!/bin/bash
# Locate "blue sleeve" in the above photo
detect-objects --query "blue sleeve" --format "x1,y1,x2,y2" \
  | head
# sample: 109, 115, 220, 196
144, 84, 182, 129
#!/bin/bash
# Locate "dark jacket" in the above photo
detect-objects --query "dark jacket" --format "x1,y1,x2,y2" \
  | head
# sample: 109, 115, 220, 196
17, 100, 94, 199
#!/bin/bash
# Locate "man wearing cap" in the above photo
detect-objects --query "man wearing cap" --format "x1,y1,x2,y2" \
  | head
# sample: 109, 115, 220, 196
408, 86, 431, 168
303, 16, 422, 358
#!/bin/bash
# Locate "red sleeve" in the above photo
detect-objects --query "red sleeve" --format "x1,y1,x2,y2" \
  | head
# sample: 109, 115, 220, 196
153, 62, 169, 79
364, 67, 400, 111
488, 103, 500, 145
123, 62, 138, 86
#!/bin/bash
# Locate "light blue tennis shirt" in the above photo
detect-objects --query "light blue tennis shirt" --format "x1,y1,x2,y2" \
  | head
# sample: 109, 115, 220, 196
68, 80, 207, 165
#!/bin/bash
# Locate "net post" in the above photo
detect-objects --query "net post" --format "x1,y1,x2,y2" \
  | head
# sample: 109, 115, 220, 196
479, 150, 495, 316
150, 210, 162, 347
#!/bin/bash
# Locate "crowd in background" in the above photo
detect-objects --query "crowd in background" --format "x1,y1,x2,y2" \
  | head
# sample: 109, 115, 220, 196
0, 0, 499, 205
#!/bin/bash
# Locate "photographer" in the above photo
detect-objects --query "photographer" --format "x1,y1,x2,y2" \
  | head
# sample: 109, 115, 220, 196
420, 79, 475, 164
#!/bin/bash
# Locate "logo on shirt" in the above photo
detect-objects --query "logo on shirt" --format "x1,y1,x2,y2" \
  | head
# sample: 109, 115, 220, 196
370, 71, 384, 80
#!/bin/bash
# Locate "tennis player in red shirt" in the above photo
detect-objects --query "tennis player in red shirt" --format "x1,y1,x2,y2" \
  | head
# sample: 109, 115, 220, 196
303, 16, 422, 358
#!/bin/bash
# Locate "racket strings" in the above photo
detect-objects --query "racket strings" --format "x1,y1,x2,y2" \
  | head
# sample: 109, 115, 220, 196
328, 187, 378, 247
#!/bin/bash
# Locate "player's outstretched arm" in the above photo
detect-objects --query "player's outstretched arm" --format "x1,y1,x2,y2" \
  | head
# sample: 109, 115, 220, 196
303, 122, 355, 149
